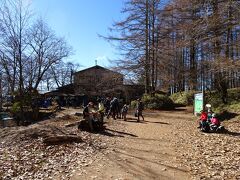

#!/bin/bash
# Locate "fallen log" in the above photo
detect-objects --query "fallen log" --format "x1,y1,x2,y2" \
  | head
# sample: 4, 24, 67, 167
43, 135, 83, 145
75, 112, 83, 116
65, 121, 81, 128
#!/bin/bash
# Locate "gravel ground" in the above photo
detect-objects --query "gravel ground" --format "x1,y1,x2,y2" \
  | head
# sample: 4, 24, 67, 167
0, 108, 239, 180
172, 111, 240, 180
0, 113, 122, 180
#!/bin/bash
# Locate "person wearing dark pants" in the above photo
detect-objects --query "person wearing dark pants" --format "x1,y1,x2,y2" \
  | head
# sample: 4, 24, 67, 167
136, 98, 144, 122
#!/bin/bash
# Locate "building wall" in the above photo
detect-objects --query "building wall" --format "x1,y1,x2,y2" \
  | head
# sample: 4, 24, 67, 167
74, 66, 123, 96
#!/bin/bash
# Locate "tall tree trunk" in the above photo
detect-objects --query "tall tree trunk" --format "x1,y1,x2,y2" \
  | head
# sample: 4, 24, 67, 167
212, 0, 227, 104
150, 0, 156, 92
189, 39, 196, 90
145, 0, 150, 93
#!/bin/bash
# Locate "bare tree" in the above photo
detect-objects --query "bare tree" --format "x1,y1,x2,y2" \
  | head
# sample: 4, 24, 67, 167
102, 0, 162, 93
0, 0, 31, 95
49, 61, 80, 89
26, 19, 72, 91
105, 0, 240, 100
0, 0, 73, 122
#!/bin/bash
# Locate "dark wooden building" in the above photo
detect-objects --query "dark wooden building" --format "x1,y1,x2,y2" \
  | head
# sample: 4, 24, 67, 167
48, 65, 145, 104
74, 65, 124, 96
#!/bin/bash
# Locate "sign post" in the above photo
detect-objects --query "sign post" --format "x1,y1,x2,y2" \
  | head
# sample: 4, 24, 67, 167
194, 93, 204, 116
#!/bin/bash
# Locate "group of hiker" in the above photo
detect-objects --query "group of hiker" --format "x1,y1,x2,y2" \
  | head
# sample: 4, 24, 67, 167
198, 108, 224, 132
81, 96, 225, 133
81, 97, 144, 131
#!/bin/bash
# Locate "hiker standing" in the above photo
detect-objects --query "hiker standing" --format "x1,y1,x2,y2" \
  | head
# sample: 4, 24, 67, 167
136, 98, 144, 122
121, 104, 128, 121
97, 98, 105, 124
107, 97, 118, 120
104, 97, 111, 116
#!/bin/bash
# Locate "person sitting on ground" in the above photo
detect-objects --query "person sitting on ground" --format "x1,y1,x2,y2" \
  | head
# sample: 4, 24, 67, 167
136, 98, 144, 122
207, 109, 213, 122
198, 110, 208, 128
210, 113, 220, 127
121, 104, 128, 121
83, 102, 97, 132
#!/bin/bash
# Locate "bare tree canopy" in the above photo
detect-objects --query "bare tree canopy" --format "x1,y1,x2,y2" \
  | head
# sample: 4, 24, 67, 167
0, 0, 76, 121
0, 0, 74, 96
104, 0, 240, 103
27, 19, 72, 91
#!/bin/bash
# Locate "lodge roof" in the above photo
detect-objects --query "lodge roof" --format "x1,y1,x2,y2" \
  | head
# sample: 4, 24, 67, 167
74, 65, 123, 76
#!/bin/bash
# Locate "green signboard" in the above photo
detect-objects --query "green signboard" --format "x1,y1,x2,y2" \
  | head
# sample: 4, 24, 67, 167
194, 93, 204, 116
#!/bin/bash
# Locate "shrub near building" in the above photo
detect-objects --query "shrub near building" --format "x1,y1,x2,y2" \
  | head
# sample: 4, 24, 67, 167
170, 91, 195, 106
170, 88, 240, 113
131, 93, 175, 110
206, 88, 240, 113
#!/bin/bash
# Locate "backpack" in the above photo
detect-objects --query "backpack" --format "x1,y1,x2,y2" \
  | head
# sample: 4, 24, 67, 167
83, 106, 89, 118
122, 105, 128, 113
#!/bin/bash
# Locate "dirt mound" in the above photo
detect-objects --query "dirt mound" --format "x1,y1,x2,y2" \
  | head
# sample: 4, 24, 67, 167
0, 115, 83, 146
0, 114, 109, 180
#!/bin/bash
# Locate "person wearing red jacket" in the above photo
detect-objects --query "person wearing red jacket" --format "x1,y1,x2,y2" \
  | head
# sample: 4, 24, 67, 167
198, 110, 208, 128
200, 111, 208, 121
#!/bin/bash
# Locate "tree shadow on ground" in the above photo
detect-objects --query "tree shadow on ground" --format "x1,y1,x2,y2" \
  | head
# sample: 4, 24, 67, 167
220, 129, 240, 137
106, 149, 189, 179
143, 108, 187, 116
115, 150, 189, 173
127, 137, 168, 142
79, 126, 120, 137
99, 130, 125, 137
163, 107, 187, 112
99, 128, 138, 138
123, 118, 170, 125
115, 146, 174, 157
206, 127, 240, 137
125, 117, 146, 123
107, 152, 170, 179
144, 120, 170, 125
218, 111, 239, 121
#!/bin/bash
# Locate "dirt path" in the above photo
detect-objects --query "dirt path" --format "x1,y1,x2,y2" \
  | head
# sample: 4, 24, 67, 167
1, 108, 238, 179
72, 110, 193, 180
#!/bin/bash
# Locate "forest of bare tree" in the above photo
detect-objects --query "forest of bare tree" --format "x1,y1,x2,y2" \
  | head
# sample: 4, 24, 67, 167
0, 0, 79, 97
0, 0, 81, 120
1, 0, 240, 106
106, 0, 240, 103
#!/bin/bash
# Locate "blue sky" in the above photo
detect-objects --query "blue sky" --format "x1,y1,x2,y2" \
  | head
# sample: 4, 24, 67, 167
31, 0, 125, 69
